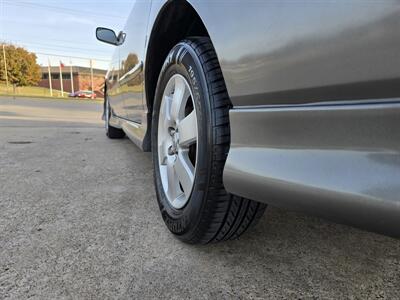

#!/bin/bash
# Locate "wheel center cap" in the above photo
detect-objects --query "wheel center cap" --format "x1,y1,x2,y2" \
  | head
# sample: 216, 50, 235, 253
168, 128, 179, 155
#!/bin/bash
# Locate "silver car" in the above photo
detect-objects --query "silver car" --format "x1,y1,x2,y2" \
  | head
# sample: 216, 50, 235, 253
96, 0, 400, 243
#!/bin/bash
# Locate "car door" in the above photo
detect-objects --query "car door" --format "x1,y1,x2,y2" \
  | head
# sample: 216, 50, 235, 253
118, 0, 152, 123
106, 51, 126, 118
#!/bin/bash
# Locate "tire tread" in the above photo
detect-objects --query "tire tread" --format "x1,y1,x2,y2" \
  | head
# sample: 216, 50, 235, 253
182, 37, 267, 244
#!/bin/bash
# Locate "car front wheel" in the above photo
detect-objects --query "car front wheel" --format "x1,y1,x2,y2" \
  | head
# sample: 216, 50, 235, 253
151, 37, 266, 244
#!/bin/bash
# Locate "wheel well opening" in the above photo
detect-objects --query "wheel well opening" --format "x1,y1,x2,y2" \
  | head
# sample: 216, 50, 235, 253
145, 1, 209, 117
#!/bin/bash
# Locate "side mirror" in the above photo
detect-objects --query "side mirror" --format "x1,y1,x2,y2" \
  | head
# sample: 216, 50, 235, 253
96, 27, 125, 46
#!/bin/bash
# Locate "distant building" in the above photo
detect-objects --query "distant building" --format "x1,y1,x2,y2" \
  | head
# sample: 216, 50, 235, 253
39, 66, 107, 96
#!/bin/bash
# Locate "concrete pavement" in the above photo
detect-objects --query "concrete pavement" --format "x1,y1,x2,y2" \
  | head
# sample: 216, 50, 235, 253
0, 97, 399, 299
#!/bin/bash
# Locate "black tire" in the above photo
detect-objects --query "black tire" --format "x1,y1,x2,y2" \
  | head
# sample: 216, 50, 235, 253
151, 37, 266, 244
105, 97, 125, 139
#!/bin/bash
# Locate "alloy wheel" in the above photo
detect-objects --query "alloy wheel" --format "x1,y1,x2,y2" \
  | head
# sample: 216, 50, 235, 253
157, 74, 198, 209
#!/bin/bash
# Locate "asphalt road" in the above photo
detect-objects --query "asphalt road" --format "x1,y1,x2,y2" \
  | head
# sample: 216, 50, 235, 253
1, 97, 399, 299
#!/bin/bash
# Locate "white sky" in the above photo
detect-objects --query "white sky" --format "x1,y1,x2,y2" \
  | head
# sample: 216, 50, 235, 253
0, 0, 134, 70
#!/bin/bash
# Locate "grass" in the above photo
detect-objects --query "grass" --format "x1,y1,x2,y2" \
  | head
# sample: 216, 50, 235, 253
0, 83, 68, 98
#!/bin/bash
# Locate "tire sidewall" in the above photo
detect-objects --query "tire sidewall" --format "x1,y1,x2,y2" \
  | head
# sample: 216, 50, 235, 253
105, 97, 110, 135
152, 42, 212, 238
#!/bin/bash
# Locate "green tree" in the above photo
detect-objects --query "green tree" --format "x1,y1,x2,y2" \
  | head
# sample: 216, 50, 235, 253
120, 53, 139, 74
0, 44, 41, 86
120, 53, 140, 86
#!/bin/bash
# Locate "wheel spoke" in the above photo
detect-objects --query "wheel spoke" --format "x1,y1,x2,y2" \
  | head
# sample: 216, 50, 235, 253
174, 151, 194, 197
170, 76, 188, 122
167, 158, 179, 200
158, 140, 169, 165
178, 110, 197, 147
160, 95, 173, 126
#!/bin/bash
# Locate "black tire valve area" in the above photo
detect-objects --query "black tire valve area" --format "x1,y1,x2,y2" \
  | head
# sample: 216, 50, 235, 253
151, 37, 266, 244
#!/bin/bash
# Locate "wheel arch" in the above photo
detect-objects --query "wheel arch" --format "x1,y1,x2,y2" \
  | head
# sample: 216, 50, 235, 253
144, 0, 210, 127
